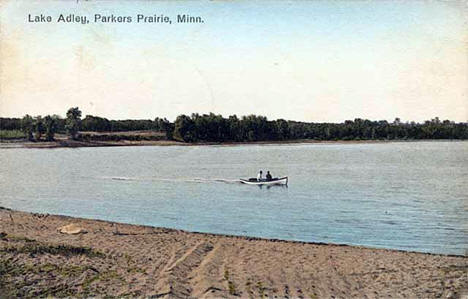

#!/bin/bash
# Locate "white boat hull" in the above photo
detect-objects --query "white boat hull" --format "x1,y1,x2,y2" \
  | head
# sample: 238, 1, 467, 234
240, 177, 288, 186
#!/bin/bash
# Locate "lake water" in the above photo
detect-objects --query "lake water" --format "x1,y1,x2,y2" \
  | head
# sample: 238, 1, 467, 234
1, 141, 467, 255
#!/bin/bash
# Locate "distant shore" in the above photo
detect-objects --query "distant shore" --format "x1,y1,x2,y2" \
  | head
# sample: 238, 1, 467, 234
0, 138, 464, 149
0, 139, 183, 149
0, 207, 467, 297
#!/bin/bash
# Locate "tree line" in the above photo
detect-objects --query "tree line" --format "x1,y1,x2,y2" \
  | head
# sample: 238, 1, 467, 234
0, 107, 467, 142
171, 114, 468, 142
0, 108, 82, 141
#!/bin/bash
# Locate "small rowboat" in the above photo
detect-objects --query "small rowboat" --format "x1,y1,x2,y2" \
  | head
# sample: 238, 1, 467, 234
240, 176, 288, 186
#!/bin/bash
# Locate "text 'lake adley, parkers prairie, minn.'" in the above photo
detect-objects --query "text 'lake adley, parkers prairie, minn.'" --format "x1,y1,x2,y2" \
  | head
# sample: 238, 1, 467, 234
27, 14, 204, 25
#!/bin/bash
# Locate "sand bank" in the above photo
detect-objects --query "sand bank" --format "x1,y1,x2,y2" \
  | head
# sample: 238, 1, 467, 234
0, 207, 466, 298
0, 138, 449, 149
0, 139, 184, 149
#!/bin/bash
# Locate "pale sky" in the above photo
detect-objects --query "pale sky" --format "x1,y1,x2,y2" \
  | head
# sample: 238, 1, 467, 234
1, 0, 467, 122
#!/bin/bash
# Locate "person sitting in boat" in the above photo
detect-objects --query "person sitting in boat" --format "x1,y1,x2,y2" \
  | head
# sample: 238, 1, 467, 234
266, 171, 272, 181
257, 170, 263, 181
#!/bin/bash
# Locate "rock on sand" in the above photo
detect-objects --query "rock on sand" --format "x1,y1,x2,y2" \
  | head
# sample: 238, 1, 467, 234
57, 223, 87, 234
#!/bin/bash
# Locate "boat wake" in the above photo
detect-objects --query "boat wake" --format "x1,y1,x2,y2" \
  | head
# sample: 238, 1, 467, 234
192, 178, 241, 184
97, 176, 242, 184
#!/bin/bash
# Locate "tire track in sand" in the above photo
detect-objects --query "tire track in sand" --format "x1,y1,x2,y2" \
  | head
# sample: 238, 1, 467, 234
154, 241, 214, 298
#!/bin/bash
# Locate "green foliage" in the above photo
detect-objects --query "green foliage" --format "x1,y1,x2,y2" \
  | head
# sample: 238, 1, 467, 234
0, 256, 119, 297
223, 268, 237, 295
81, 115, 173, 137
155, 117, 174, 139
1, 259, 84, 297
0, 130, 25, 140
34, 116, 45, 141
276, 119, 290, 140
228, 280, 237, 295
5, 115, 61, 142
173, 114, 196, 142
257, 281, 265, 298
166, 114, 468, 143
44, 115, 59, 141
3, 112, 468, 142
65, 107, 82, 140
1, 242, 105, 258
81, 115, 111, 132
0, 235, 108, 297
0, 117, 21, 130
21, 114, 34, 141
1, 233, 35, 243
80, 131, 165, 142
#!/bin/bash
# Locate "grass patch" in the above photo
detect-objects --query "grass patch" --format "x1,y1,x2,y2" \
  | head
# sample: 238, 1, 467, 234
127, 266, 146, 274
246, 280, 254, 298
0, 259, 118, 297
223, 267, 238, 296
228, 280, 237, 295
25, 263, 90, 276
82, 269, 124, 294
0, 234, 120, 297
124, 253, 132, 265
0, 260, 92, 277
257, 281, 265, 298
0, 130, 25, 140
2, 233, 36, 243
224, 268, 237, 295
1, 242, 105, 258
0, 260, 91, 297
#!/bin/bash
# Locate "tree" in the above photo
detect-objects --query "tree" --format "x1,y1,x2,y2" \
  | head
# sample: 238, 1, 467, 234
173, 115, 195, 142
164, 122, 175, 140
155, 117, 174, 140
21, 115, 34, 141
65, 107, 82, 140
82, 115, 111, 132
0, 118, 22, 130
276, 119, 290, 140
44, 115, 58, 141
34, 116, 45, 141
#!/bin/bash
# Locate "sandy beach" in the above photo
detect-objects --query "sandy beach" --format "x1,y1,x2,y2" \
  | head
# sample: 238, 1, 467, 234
0, 207, 466, 298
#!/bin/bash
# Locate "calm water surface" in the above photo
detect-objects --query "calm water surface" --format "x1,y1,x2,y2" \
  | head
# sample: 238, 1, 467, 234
1, 141, 467, 255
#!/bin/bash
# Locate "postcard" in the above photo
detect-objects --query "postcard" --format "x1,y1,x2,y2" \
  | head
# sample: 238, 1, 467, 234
0, 1, 467, 297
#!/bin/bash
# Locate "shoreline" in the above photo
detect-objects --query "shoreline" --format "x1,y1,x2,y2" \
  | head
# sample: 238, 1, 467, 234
1, 207, 465, 259
0, 138, 465, 149
1, 207, 467, 297
2, 207, 465, 258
